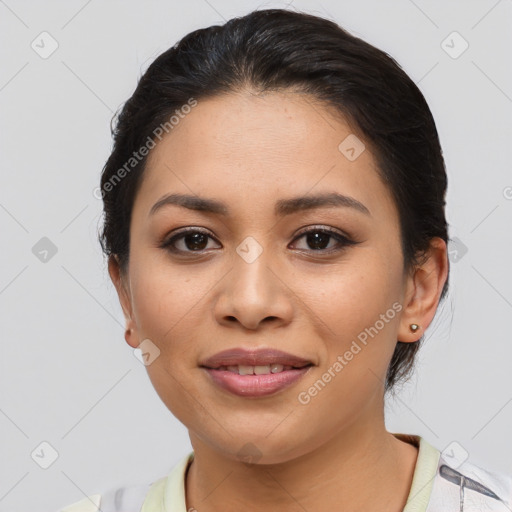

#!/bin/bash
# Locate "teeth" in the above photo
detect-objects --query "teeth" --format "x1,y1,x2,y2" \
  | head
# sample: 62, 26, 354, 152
222, 364, 291, 375
271, 363, 284, 373
238, 365, 254, 375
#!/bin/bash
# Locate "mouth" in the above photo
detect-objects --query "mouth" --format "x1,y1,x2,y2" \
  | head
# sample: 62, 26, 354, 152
199, 348, 314, 398
205, 362, 313, 375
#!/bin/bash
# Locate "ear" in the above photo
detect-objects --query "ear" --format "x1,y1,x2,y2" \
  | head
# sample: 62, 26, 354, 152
397, 237, 449, 343
108, 255, 140, 349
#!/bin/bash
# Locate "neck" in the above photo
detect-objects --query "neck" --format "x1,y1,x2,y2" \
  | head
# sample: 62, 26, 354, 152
185, 405, 418, 511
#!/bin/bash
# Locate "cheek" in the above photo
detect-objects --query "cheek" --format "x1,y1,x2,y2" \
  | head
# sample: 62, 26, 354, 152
298, 256, 398, 335
128, 261, 208, 421
292, 264, 400, 427
129, 250, 209, 339
294, 251, 403, 390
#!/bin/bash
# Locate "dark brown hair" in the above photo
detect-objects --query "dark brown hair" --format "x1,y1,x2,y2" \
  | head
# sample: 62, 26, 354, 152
99, 8, 450, 393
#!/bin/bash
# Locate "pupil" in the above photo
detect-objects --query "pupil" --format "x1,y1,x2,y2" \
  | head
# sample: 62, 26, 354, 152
186, 233, 208, 251
307, 232, 330, 250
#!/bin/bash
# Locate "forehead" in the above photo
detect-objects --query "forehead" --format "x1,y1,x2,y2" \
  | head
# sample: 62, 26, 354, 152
147, 89, 356, 173
135, 90, 396, 222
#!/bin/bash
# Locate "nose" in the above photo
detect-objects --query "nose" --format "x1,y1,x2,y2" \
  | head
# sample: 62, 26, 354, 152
213, 248, 294, 331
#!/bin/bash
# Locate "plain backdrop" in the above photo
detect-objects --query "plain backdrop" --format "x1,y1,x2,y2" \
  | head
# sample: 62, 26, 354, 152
1, 0, 511, 510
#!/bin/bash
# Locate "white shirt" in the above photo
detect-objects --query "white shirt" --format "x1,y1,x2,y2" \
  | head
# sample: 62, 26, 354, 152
57, 433, 512, 511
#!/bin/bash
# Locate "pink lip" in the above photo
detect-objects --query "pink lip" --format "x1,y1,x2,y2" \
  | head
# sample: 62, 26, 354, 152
200, 347, 314, 398
199, 347, 313, 369
203, 366, 312, 398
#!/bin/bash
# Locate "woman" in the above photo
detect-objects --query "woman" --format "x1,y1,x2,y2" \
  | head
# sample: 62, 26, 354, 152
59, 8, 512, 512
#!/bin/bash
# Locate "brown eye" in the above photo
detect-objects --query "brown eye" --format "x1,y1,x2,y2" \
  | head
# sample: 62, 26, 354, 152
290, 226, 358, 254
182, 232, 209, 251
303, 231, 332, 250
161, 228, 220, 254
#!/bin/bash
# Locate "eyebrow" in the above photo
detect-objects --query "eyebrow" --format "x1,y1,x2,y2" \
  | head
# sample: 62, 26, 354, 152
149, 192, 371, 217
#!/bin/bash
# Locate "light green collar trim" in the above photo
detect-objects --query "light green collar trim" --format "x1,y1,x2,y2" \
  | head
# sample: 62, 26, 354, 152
141, 452, 194, 512
164, 452, 194, 512
399, 435, 441, 512
143, 435, 440, 511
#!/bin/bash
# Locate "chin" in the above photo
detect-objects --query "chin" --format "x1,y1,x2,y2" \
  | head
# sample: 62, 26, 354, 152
207, 430, 313, 466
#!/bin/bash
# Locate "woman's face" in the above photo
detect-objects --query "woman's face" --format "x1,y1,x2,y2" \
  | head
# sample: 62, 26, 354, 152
111, 90, 437, 463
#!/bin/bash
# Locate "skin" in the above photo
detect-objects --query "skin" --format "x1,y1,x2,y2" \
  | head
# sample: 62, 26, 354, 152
109, 89, 448, 511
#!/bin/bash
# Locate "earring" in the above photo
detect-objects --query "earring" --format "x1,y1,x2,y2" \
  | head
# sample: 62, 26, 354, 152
409, 323, 420, 333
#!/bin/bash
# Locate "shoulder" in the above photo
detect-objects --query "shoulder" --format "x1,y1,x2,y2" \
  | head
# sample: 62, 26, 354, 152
428, 445, 512, 511
56, 452, 194, 512
56, 478, 165, 512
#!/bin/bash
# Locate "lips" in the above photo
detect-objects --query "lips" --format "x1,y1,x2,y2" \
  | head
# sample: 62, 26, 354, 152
199, 348, 314, 398
199, 347, 313, 369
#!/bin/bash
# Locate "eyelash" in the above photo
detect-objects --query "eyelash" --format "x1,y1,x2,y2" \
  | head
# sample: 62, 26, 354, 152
160, 225, 359, 256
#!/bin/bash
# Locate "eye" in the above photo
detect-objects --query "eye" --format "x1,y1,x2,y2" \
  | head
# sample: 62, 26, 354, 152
290, 226, 358, 254
160, 225, 359, 257
160, 227, 221, 254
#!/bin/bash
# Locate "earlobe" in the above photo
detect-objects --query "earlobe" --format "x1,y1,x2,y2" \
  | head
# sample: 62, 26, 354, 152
124, 327, 139, 349
397, 318, 423, 343
409, 323, 420, 333
397, 237, 448, 343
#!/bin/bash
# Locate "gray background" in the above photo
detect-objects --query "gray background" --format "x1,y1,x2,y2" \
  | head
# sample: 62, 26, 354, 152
1, 0, 511, 510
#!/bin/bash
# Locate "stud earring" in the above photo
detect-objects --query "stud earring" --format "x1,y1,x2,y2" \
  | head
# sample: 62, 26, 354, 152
409, 323, 420, 332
